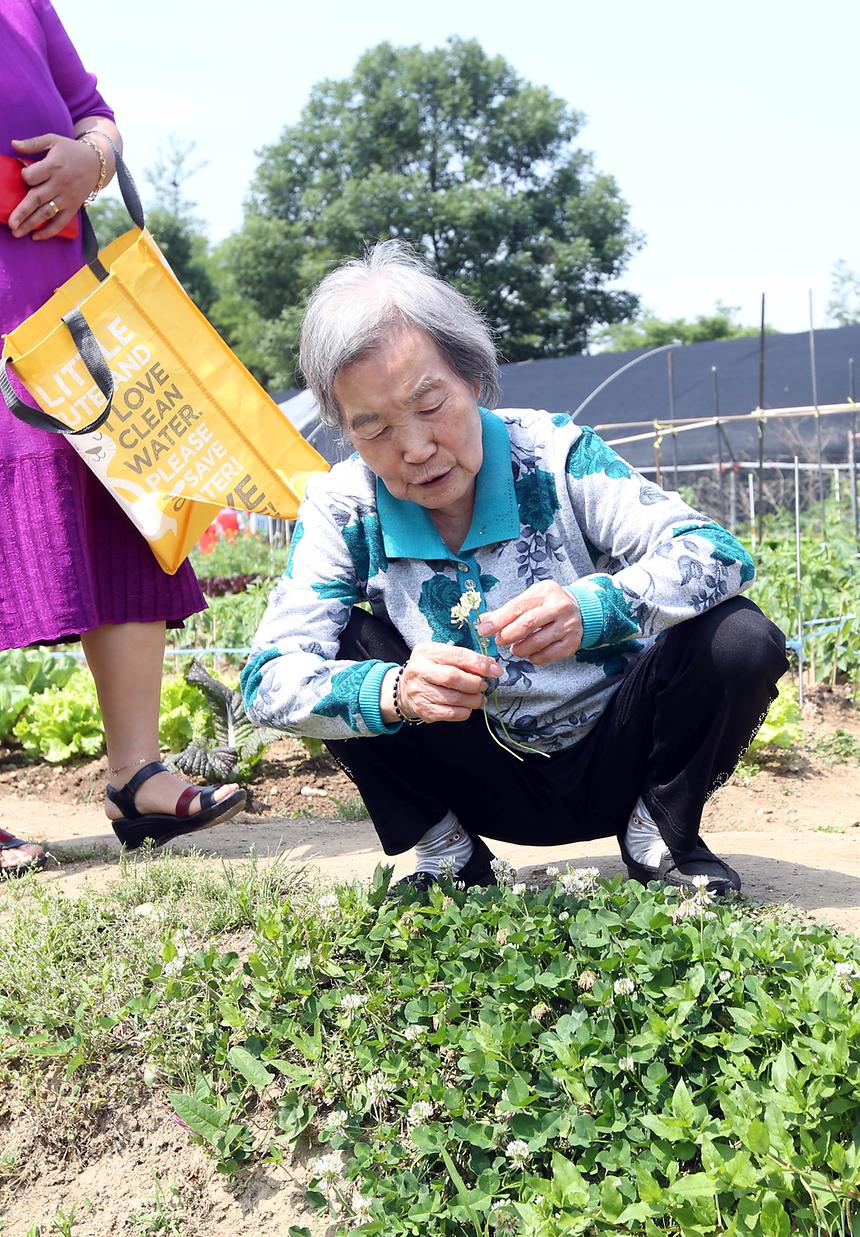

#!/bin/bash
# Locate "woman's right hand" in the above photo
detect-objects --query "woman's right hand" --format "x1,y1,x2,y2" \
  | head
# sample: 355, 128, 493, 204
385, 643, 501, 724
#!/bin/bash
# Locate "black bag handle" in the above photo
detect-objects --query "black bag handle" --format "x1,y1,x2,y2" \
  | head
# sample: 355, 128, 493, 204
0, 148, 145, 435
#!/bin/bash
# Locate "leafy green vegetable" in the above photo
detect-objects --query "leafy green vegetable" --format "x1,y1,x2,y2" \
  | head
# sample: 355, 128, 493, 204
0, 684, 30, 744
158, 676, 214, 754
0, 648, 77, 695
13, 670, 104, 762
745, 680, 803, 761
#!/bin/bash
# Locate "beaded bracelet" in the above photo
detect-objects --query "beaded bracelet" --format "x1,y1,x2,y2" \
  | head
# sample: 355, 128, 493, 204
392, 664, 423, 724
76, 133, 108, 203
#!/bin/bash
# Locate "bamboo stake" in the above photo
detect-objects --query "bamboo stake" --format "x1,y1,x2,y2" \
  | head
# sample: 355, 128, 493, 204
712, 366, 726, 525
667, 352, 679, 490
808, 291, 826, 533
794, 455, 804, 711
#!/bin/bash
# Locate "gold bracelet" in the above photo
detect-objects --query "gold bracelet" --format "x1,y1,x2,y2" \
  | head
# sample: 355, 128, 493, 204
76, 133, 108, 203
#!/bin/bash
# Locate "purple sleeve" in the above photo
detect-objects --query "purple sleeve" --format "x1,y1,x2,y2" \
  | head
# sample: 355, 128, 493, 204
32, 0, 115, 124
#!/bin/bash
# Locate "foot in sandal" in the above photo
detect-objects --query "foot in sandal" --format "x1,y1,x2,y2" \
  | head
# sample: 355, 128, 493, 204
105, 761, 246, 850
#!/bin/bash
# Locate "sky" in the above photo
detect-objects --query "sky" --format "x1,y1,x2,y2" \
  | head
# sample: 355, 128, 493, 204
55, 0, 860, 337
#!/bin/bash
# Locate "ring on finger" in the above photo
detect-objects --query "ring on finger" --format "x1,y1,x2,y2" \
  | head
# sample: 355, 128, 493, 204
46, 199, 61, 217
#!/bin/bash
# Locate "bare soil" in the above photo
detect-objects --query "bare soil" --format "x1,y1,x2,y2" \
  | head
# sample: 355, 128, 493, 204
1, 685, 859, 1234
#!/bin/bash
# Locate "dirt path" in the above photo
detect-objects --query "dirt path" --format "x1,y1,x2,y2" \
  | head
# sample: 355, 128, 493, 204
5, 748, 860, 931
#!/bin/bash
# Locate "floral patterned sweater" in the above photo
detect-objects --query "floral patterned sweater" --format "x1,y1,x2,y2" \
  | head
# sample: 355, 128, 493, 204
242, 408, 755, 754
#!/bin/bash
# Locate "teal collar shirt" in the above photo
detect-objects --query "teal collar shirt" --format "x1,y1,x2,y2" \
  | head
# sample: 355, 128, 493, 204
243, 408, 755, 753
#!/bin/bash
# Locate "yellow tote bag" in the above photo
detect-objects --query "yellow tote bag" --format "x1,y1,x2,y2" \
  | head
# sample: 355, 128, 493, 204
1, 159, 328, 574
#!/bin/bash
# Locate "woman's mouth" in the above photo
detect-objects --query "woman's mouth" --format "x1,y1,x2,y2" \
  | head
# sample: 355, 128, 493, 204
416, 468, 452, 487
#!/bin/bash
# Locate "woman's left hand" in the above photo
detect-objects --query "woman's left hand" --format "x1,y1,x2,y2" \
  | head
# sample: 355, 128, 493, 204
8, 133, 102, 240
477, 580, 583, 664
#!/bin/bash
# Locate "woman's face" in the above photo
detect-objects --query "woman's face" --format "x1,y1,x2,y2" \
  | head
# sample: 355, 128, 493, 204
333, 326, 483, 523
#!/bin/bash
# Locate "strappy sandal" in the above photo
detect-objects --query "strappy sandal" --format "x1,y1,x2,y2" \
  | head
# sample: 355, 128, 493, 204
0, 827, 46, 877
107, 761, 247, 851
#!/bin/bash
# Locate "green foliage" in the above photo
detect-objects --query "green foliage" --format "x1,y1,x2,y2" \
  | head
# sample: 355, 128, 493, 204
166, 579, 272, 659
169, 660, 281, 782
4, 666, 215, 764
127, 1177, 185, 1236
597, 302, 765, 352
12, 670, 104, 763
744, 681, 803, 764
230, 37, 641, 386
0, 685, 29, 744
0, 648, 77, 695
332, 795, 369, 822
188, 530, 285, 580
6, 866, 860, 1233
814, 728, 860, 764
158, 677, 213, 754
90, 139, 216, 313
750, 502, 860, 685
827, 258, 860, 327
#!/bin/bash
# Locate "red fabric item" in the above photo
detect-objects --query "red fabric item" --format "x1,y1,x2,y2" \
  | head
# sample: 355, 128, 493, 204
0, 155, 80, 240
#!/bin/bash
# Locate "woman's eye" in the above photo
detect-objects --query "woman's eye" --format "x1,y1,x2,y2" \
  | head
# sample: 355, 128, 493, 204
420, 401, 444, 416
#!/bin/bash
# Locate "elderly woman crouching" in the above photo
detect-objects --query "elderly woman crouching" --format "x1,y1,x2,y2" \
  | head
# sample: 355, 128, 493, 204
241, 242, 787, 894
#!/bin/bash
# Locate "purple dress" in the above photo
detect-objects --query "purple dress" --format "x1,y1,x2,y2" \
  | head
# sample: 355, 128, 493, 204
0, 0, 205, 649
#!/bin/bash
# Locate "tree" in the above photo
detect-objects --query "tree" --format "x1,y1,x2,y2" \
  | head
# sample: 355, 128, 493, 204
89, 139, 216, 316
595, 304, 764, 352
230, 38, 642, 387
827, 260, 860, 327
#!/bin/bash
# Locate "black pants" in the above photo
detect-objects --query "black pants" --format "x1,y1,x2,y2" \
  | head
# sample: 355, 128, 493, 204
326, 598, 788, 856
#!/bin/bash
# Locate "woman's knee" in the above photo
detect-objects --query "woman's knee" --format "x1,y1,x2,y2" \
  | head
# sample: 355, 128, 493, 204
708, 598, 789, 685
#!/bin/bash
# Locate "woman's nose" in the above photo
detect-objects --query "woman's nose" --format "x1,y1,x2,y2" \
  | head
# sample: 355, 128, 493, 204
400, 425, 435, 463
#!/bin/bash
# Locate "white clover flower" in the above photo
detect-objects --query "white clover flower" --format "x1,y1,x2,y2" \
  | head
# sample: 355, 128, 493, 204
403, 1023, 425, 1042
490, 1201, 520, 1234
505, 1139, 530, 1167
323, 1108, 349, 1133
835, 961, 859, 978
339, 992, 368, 1012
163, 939, 188, 977
451, 590, 482, 627
407, 1099, 435, 1125
366, 1072, 396, 1104
438, 855, 458, 879
491, 857, 517, 888
350, 1188, 374, 1225
613, 978, 636, 997
312, 1151, 344, 1184
546, 865, 559, 877
512, 882, 526, 896
670, 898, 702, 923
619, 1055, 635, 1071
577, 969, 598, 991
318, 893, 340, 918
293, 952, 312, 971
558, 910, 570, 922
560, 866, 600, 896
496, 928, 509, 946
691, 874, 710, 890
727, 919, 743, 936
718, 970, 732, 983
530, 1003, 551, 1022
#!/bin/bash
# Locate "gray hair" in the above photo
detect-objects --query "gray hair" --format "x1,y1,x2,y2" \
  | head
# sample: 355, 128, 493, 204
299, 239, 500, 429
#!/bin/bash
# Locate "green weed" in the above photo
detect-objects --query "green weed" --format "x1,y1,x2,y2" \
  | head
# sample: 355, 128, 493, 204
814, 728, 860, 765
127, 1177, 185, 1235
332, 795, 369, 822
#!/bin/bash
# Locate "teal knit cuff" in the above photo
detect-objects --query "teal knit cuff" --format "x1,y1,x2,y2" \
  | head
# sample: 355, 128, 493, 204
358, 660, 403, 735
566, 583, 604, 649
